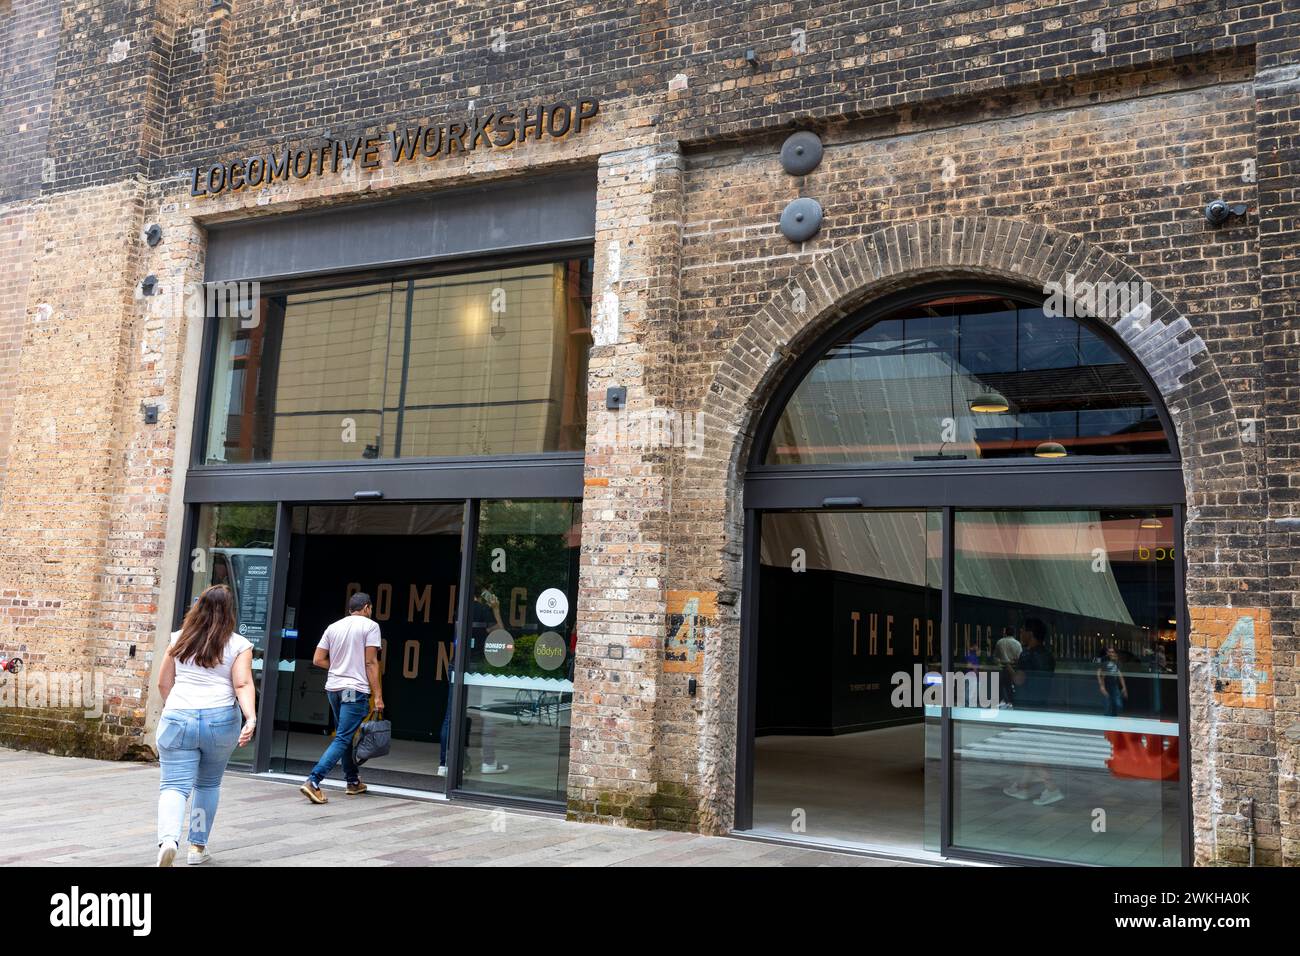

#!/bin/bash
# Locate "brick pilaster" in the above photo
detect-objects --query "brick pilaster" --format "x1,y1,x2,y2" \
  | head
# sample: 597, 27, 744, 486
567, 141, 684, 826
1256, 28, 1300, 866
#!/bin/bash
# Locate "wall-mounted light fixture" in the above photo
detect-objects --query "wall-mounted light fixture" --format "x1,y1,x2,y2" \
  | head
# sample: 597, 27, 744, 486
780, 197, 823, 242
1205, 200, 1248, 226
780, 131, 824, 176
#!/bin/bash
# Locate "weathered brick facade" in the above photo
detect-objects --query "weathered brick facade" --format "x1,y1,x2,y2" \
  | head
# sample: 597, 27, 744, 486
1, 0, 1297, 864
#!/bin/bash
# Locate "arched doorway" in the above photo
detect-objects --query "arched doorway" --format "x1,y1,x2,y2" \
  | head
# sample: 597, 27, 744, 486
735, 282, 1188, 866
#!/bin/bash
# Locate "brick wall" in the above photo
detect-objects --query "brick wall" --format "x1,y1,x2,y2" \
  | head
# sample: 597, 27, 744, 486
0, 0, 1296, 863
0, 0, 59, 205
0, 203, 35, 497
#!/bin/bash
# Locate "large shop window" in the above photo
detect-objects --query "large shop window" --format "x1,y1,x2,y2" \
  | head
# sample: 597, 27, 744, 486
766, 294, 1170, 465
203, 258, 593, 464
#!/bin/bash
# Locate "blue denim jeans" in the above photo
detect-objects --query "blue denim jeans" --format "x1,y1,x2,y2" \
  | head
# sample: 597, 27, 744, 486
439, 692, 451, 767
309, 689, 369, 786
156, 703, 242, 847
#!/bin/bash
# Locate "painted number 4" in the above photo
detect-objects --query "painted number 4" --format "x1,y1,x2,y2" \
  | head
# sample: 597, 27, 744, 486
1212, 615, 1268, 703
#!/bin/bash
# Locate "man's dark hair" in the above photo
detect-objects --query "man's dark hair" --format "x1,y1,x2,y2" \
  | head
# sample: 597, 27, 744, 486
1022, 617, 1047, 644
348, 592, 371, 613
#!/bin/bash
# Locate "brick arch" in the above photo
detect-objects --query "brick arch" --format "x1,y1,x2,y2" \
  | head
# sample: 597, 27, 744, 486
685, 214, 1246, 832
701, 215, 1240, 485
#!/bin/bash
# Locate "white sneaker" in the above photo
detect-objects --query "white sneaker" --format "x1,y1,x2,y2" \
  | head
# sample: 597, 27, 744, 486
437, 765, 447, 776
1033, 787, 1065, 806
1002, 784, 1032, 800
187, 846, 211, 865
156, 839, 178, 867
480, 762, 510, 774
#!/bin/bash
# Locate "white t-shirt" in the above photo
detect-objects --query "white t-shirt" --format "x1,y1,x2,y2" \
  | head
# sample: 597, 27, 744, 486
318, 615, 382, 695
163, 630, 253, 713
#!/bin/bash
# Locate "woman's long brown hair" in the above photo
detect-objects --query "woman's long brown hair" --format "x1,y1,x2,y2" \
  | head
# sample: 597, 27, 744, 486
172, 585, 239, 668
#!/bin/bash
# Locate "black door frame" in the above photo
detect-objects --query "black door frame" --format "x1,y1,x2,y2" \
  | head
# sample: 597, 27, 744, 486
734, 281, 1192, 866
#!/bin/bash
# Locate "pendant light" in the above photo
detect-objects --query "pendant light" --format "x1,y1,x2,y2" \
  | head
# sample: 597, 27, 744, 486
970, 391, 1009, 413
1140, 516, 1164, 530
1034, 441, 1067, 458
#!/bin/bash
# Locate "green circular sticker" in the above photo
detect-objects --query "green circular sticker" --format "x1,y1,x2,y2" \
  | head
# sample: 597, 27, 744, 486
534, 631, 567, 671
484, 628, 515, 667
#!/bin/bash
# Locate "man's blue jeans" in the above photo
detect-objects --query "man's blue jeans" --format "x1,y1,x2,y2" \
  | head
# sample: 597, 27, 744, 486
309, 689, 369, 786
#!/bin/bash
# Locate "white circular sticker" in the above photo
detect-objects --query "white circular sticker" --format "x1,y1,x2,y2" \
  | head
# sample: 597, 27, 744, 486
536, 588, 569, 627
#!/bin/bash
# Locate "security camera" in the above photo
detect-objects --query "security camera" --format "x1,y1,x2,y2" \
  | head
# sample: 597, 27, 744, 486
1205, 200, 1247, 226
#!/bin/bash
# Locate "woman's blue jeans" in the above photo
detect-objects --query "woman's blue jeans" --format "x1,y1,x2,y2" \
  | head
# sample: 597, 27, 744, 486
156, 703, 242, 848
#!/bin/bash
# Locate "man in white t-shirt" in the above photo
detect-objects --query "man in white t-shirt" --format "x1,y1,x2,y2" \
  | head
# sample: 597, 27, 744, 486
300, 592, 384, 804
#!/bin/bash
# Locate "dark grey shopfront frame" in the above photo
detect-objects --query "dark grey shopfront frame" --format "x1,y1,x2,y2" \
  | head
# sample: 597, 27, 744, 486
733, 282, 1192, 866
176, 177, 594, 806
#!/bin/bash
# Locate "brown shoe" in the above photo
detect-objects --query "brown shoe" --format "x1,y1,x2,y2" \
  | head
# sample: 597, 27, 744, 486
300, 781, 327, 804
346, 781, 367, 796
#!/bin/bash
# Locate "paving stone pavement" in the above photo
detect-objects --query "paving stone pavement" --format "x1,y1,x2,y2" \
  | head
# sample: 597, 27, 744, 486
0, 748, 927, 867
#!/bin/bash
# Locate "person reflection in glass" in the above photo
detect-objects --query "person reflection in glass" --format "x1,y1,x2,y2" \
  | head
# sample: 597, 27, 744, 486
1002, 618, 1064, 806
1146, 644, 1167, 716
993, 629, 1022, 709
1097, 645, 1128, 716
439, 585, 510, 777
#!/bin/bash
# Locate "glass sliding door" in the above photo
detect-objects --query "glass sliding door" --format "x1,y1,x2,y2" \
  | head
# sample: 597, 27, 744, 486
948, 509, 1180, 865
752, 509, 941, 852
269, 502, 464, 789
184, 503, 277, 768
456, 499, 582, 803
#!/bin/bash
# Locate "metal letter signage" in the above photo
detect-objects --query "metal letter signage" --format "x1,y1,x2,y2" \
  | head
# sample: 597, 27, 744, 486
188, 98, 600, 199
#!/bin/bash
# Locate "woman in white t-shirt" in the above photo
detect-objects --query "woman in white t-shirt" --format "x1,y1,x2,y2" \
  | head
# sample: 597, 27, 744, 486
154, 584, 257, 867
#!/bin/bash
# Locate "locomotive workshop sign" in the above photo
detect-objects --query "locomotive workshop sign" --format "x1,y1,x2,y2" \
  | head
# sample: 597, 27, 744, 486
189, 98, 599, 198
